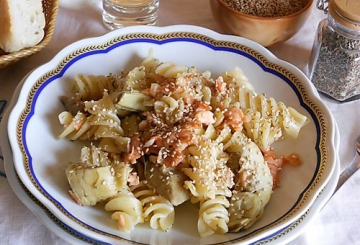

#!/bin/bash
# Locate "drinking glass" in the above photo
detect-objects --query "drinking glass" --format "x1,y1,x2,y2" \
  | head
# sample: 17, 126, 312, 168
102, 0, 159, 30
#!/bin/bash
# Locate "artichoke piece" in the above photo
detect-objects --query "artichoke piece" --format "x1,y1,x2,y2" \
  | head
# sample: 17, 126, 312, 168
66, 162, 132, 206
224, 131, 273, 232
123, 66, 146, 91
115, 92, 153, 112
98, 137, 131, 154
60, 95, 85, 115
121, 114, 141, 137
144, 160, 190, 206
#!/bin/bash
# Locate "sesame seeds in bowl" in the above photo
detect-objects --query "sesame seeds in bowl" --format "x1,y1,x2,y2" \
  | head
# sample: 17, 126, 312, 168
210, 0, 314, 47
224, 0, 304, 17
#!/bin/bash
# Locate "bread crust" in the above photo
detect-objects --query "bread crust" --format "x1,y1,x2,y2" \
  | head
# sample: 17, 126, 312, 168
0, 0, 45, 53
0, 0, 11, 45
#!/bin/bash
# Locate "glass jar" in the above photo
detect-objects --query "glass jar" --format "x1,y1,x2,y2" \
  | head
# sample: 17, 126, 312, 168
308, 0, 360, 102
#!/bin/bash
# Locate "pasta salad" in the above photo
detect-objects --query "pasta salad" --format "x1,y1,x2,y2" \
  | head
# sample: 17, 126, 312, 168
58, 50, 308, 237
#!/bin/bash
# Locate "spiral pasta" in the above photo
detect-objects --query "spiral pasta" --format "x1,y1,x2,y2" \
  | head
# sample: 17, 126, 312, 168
154, 96, 185, 125
198, 195, 230, 237
105, 188, 144, 232
184, 125, 234, 197
183, 135, 234, 201
239, 90, 308, 141
59, 91, 128, 150
243, 109, 282, 151
130, 181, 175, 232
84, 91, 124, 138
72, 74, 119, 101
60, 51, 308, 237
209, 67, 308, 149
122, 66, 148, 91
58, 111, 94, 140
155, 62, 189, 78
183, 126, 234, 236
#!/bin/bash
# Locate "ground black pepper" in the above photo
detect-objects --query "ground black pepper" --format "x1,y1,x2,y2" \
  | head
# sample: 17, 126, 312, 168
309, 21, 360, 101
308, 0, 360, 101
223, 0, 303, 17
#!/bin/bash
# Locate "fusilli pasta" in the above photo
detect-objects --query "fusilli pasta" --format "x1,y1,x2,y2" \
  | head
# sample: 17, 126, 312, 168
105, 188, 144, 232
130, 181, 175, 232
59, 50, 308, 237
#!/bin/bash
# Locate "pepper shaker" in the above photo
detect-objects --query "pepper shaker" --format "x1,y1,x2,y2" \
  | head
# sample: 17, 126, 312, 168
308, 0, 360, 102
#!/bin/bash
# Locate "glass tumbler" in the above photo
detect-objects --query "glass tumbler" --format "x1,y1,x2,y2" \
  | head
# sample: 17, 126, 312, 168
102, 0, 159, 30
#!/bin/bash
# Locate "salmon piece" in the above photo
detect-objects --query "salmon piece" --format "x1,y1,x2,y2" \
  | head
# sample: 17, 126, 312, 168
215, 77, 227, 95
283, 152, 302, 166
122, 134, 143, 164
195, 111, 215, 125
262, 149, 302, 189
223, 107, 247, 132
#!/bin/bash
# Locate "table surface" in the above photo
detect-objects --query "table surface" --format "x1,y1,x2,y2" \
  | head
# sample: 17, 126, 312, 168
0, 1, 359, 244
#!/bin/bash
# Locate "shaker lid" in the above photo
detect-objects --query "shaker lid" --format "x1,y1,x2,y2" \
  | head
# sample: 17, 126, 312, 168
333, 0, 360, 23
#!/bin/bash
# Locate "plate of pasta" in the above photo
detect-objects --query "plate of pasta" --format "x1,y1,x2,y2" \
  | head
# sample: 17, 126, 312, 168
7, 25, 337, 245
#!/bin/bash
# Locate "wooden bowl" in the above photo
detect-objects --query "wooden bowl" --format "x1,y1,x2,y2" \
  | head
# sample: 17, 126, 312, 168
210, 0, 314, 47
0, 0, 59, 69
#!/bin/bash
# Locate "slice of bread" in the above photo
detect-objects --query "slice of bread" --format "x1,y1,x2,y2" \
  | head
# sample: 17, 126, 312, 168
0, 0, 46, 53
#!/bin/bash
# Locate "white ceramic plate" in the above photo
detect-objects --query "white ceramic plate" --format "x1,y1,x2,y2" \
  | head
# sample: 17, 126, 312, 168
7, 25, 337, 245
0, 71, 340, 245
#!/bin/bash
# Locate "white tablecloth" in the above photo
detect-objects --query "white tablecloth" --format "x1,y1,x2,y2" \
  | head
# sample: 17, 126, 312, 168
1, 1, 359, 244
